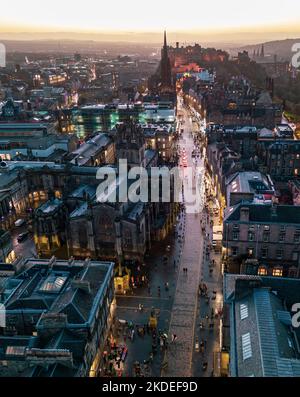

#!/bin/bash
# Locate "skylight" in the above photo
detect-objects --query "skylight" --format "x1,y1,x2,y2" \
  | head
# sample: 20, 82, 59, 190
242, 333, 252, 361
240, 303, 249, 320
39, 275, 67, 293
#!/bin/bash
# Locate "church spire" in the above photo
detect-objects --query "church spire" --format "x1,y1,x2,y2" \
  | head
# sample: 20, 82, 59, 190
164, 30, 167, 49
160, 30, 172, 89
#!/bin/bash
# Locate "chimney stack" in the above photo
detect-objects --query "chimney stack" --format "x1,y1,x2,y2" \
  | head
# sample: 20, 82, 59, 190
240, 206, 250, 222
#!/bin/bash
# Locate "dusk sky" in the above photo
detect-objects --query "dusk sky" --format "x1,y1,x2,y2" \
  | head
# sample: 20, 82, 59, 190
1, 0, 300, 43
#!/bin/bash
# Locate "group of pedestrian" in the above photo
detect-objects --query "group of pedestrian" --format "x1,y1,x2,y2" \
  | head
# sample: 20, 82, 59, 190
183, 267, 188, 274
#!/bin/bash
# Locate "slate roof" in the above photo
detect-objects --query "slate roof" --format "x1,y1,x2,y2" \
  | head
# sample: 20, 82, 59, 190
225, 275, 300, 377
225, 203, 300, 224
0, 259, 114, 377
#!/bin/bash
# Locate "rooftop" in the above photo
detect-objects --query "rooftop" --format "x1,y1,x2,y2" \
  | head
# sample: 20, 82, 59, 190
225, 203, 300, 225
226, 172, 274, 205
0, 258, 114, 376
224, 274, 300, 377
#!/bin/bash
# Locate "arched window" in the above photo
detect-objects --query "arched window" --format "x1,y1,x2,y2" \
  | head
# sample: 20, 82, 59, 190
123, 228, 133, 249
99, 215, 113, 231
98, 215, 114, 242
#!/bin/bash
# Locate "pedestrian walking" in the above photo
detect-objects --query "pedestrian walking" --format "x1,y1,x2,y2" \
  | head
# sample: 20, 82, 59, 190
171, 334, 177, 343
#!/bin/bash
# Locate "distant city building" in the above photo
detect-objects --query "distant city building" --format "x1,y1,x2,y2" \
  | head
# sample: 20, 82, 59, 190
0, 122, 78, 161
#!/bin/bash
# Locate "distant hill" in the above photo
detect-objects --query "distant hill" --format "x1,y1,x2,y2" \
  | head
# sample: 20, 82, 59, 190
230, 38, 300, 62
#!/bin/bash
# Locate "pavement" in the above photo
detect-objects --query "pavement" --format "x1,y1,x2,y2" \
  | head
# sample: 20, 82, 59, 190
192, 211, 223, 377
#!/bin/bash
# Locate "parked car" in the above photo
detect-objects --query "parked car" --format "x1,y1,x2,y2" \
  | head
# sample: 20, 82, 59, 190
17, 231, 29, 243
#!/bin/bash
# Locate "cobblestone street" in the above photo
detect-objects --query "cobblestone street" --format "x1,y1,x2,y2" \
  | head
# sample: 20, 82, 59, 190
113, 97, 223, 377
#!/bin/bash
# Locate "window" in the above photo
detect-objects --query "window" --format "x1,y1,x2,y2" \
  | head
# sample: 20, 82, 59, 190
233, 231, 239, 241
294, 233, 300, 243
123, 229, 133, 249
263, 232, 270, 243
258, 266, 268, 276
273, 267, 283, 277
248, 232, 255, 242
261, 247, 268, 259
232, 247, 238, 257
279, 233, 285, 243
288, 267, 298, 278
242, 333, 252, 361
276, 249, 283, 260
78, 228, 88, 249
293, 252, 299, 261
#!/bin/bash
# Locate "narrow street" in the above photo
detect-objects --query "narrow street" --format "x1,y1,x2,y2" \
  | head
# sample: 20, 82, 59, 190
113, 95, 223, 378
162, 99, 205, 376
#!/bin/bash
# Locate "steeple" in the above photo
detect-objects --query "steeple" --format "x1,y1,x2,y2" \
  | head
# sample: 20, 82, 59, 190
164, 30, 167, 49
160, 30, 172, 89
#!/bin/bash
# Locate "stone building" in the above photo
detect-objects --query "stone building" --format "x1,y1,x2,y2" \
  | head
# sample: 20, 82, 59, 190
0, 229, 15, 263
33, 198, 66, 256
0, 258, 115, 377
257, 140, 300, 180
223, 203, 300, 278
